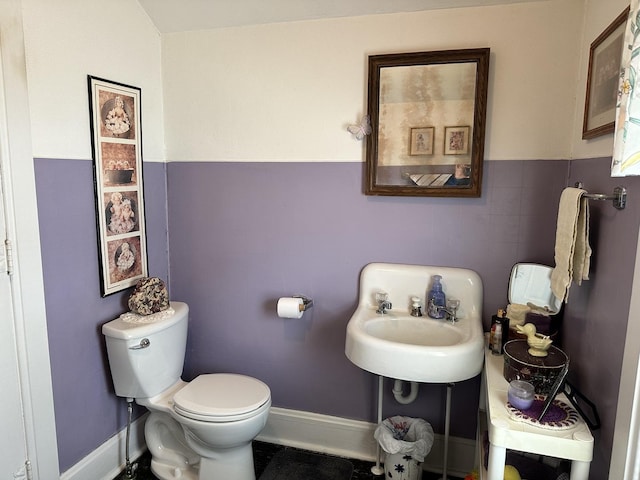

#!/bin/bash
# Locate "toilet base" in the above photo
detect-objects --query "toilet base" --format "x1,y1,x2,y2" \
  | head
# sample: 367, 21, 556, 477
145, 412, 200, 480
150, 443, 256, 480
198, 443, 256, 480
144, 410, 260, 480
151, 458, 199, 480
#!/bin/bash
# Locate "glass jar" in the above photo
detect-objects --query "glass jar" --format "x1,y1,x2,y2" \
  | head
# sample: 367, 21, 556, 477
508, 380, 535, 410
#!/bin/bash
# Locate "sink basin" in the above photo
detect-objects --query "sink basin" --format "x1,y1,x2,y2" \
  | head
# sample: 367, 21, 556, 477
365, 315, 463, 346
345, 263, 484, 383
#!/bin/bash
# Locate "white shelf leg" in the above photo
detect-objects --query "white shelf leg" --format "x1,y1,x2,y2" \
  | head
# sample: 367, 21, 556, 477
487, 444, 506, 480
569, 460, 590, 480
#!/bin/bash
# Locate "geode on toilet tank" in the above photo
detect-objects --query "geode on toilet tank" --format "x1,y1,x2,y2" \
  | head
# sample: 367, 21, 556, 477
128, 277, 169, 315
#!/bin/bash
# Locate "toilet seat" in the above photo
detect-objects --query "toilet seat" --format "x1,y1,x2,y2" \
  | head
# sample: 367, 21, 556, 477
173, 373, 271, 422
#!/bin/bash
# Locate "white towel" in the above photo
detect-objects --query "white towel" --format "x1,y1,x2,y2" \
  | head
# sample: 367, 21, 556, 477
550, 187, 591, 302
573, 195, 592, 285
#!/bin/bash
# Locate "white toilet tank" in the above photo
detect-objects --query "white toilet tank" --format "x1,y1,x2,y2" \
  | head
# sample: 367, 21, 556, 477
102, 301, 189, 399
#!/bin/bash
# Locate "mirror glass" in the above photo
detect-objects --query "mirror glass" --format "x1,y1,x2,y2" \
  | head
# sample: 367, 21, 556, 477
509, 263, 562, 314
365, 48, 490, 197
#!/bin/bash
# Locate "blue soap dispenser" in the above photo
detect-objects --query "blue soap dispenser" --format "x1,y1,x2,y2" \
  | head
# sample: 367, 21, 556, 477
427, 275, 446, 319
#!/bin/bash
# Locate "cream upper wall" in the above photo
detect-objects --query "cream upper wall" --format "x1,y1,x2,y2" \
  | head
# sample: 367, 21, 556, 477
162, 0, 583, 162
21, 0, 165, 162
571, 0, 630, 160
20, 0, 618, 163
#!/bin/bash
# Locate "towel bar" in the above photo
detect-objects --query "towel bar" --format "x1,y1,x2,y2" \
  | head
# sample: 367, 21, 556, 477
574, 183, 626, 210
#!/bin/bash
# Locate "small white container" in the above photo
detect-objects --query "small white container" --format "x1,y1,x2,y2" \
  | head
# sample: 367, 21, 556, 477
508, 380, 535, 410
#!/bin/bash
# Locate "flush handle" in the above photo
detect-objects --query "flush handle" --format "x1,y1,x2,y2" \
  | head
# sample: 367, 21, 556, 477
129, 338, 150, 350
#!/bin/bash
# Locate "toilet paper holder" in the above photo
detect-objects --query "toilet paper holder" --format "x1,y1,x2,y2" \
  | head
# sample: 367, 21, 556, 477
293, 295, 314, 311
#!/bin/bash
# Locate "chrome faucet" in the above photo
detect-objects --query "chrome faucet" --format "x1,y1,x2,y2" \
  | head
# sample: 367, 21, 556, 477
429, 298, 460, 323
377, 300, 392, 314
376, 292, 392, 314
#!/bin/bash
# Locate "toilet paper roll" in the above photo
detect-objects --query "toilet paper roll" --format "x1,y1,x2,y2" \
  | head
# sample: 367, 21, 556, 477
277, 297, 304, 319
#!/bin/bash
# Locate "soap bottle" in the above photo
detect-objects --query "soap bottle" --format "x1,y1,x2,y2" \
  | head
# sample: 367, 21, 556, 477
489, 309, 504, 351
491, 322, 503, 355
427, 275, 446, 319
490, 309, 508, 354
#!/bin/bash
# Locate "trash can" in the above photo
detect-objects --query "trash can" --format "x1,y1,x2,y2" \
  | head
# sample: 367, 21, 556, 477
374, 416, 435, 480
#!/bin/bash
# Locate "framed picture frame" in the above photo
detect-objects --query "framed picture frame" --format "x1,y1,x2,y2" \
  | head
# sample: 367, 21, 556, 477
582, 7, 629, 139
409, 127, 434, 155
444, 126, 470, 155
88, 75, 148, 296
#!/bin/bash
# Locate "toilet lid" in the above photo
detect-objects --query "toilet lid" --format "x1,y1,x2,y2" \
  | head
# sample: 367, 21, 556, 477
173, 373, 270, 421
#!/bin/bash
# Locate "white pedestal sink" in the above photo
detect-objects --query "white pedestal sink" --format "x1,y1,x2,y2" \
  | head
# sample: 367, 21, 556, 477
345, 263, 485, 478
345, 262, 485, 383
345, 263, 484, 480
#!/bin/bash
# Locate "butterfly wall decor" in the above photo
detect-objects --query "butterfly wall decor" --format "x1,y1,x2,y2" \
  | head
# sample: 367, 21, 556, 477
347, 115, 372, 140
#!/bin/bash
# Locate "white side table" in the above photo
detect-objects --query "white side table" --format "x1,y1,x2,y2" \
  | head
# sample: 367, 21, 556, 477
482, 347, 593, 480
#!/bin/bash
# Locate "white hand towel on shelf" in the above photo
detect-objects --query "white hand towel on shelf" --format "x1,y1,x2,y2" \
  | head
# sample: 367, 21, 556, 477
550, 187, 591, 302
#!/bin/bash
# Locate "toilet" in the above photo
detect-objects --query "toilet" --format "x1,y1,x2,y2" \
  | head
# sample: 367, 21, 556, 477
102, 301, 271, 480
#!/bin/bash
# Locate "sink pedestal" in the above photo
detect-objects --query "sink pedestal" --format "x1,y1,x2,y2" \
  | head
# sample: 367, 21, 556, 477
371, 375, 456, 479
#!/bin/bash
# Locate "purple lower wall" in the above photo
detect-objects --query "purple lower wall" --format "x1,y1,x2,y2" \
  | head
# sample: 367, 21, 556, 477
165, 160, 566, 434
563, 158, 640, 480
44, 157, 629, 474
35, 155, 640, 478
34, 159, 169, 472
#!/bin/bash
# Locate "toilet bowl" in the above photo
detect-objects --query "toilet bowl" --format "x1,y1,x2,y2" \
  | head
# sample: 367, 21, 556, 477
102, 302, 271, 480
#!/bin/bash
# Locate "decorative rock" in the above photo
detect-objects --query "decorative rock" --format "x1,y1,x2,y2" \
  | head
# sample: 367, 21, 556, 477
128, 277, 169, 315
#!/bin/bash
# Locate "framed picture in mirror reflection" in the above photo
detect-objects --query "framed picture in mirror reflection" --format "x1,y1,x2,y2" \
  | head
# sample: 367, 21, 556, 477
409, 127, 434, 155
444, 126, 470, 155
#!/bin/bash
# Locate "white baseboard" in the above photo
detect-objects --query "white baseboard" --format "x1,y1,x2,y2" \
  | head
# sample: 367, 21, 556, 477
257, 407, 380, 461
257, 407, 476, 477
61, 407, 475, 480
60, 413, 148, 480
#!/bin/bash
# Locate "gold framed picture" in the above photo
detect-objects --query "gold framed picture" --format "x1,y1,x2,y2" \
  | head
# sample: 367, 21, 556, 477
444, 126, 470, 155
409, 127, 435, 155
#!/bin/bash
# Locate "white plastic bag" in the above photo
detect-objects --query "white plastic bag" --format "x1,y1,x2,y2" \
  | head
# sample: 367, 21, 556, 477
374, 416, 434, 462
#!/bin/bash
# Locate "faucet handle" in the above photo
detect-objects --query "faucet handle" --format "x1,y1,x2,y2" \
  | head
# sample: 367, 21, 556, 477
411, 297, 423, 317
375, 291, 392, 314
446, 298, 460, 311
375, 291, 389, 303
446, 299, 460, 321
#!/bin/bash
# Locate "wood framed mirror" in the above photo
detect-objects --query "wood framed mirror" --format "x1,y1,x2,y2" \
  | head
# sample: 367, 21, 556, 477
365, 48, 490, 197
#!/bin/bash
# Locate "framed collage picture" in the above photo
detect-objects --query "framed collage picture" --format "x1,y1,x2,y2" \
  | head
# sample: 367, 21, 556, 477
88, 76, 148, 296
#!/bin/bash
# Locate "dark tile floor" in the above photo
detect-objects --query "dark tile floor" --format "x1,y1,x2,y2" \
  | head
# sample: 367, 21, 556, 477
116, 441, 463, 480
